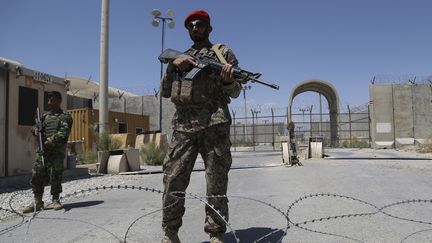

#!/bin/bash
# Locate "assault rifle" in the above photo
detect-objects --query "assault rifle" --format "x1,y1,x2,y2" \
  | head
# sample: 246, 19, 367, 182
35, 107, 45, 166
158, 48, 280, 90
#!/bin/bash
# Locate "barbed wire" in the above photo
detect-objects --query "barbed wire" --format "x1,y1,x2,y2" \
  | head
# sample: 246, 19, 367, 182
1, 186, 432, 242
372, 74, 432, 85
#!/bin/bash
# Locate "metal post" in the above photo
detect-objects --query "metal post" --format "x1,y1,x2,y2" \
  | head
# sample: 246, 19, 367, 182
251, 109, 255, 152
348, 105, 352, 147
286, 106, 289, 135
99, 0, 110, 134
242, 86, 251, 142
243, 88, 247, 142
319, 93, 323, 135
271, 108, 275, 151
158, 19, 165, 132
368, 103, 371, 146
232, 110, 237, 152
309, 105, 313, 138
152, 10, 175, 133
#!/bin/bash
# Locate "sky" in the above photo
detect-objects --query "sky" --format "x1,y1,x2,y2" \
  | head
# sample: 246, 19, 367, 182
1, 0, 431, 116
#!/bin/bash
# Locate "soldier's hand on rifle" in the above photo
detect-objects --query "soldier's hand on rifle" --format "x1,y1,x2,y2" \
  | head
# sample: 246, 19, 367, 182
34, 128, 40, 136
172, 57, 197, 72
220, 64, 235, 83
44, 138, 53, 148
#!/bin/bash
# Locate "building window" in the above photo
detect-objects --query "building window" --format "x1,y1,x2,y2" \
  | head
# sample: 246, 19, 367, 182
18, 86, 38, 126
118, 122, 128, 133
43, 91, 50, 110
135, 127, 144, 135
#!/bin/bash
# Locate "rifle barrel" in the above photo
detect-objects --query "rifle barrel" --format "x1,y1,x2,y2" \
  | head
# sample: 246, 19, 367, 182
249, 76, 280, 90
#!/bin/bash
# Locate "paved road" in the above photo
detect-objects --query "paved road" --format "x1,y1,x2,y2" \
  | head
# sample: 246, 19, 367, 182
1, 148, 432, 242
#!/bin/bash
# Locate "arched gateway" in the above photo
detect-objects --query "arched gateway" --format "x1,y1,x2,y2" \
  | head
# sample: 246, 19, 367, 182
288, 79, 340, 146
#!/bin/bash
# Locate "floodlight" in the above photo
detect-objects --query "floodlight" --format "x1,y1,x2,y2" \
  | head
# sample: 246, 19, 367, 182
168, 20, 175, 29
151, 9, 161, 17
152, 19, 160, 27
167, 9, 175, 18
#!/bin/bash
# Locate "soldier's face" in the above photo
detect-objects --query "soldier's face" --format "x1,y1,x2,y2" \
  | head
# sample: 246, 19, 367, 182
47, 97, 61, 110
187, 20, 211, 42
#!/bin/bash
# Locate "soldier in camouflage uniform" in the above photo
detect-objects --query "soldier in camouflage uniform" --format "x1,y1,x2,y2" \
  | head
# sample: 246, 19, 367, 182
160, 10, 241, 243
22, 91, 73, 213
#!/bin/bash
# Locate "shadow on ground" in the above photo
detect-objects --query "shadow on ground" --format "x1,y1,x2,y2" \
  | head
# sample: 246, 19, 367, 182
201, 227, 285, 243
63, 200, 105, 212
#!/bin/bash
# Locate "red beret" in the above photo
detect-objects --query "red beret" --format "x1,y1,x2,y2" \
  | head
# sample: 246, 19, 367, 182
184, 10, 210, 28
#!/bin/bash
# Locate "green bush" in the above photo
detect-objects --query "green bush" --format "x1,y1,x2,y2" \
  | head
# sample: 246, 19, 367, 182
76, 132, 122, 165
417, 137, 432, 153
77, 150, 97, 165
339, 139, 369, 148
94, 132, 122, 151
140, 142, 166, 166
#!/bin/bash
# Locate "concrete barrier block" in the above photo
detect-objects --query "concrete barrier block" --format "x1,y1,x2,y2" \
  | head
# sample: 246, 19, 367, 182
107, 154, 129, 174
135, 134, 145, 150
97, 151, 110, 174
125, 149, 140, 171
110, 133, 134, 149
281, 142, 289, 164
155, 133, 169, 153
309, 142, 323, 158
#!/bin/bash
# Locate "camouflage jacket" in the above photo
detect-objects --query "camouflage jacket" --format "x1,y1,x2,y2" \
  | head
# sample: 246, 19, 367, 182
35, 109, 73, 156
161, 43, 242, 133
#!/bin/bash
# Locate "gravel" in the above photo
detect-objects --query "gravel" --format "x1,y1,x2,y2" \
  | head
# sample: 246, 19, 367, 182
0, 174, 154, 220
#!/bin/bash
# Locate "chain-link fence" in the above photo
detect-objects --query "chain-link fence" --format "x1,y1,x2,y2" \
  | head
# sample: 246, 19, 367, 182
230, 108, 370, 151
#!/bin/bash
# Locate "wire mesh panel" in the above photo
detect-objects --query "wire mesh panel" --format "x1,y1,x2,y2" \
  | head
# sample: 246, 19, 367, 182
230, 109, 370, 151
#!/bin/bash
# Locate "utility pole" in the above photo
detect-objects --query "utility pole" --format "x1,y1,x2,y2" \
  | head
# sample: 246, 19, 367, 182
99, 0, 109, 134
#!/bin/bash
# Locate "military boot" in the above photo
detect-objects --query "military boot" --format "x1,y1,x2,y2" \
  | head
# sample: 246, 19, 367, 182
52, 194, 63, 210
210, 233, 224, 243
161, 231, 180, 243
22, 197, 44, 214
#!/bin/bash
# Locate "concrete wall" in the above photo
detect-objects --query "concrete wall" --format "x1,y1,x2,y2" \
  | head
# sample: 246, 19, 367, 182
370, 84, 395, 148
413, 85, 432, 143
393, 85, 414, 145
370, 84, 432, 148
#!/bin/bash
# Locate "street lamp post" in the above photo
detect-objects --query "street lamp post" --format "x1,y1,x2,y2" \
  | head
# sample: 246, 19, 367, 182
151, 9, 175, 132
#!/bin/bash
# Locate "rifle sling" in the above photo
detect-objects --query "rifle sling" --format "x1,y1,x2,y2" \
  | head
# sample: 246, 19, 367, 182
211, 44, 228, 64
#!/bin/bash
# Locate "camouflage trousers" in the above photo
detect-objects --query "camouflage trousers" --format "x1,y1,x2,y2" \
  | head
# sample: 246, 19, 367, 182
162, 124, 232, 235
30, 154, 64, 198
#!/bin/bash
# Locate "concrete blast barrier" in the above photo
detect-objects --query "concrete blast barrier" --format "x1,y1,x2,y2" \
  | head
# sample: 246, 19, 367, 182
98, 149, 140, 174
309, 137, 323, 158
110, 133, 135, 149
97, 151, 110, 174
124, 149, 140, 171
282, 142, 289, 164
107, 154, 129, 174
135, 132, 168, 151
135, 132, 169, 164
